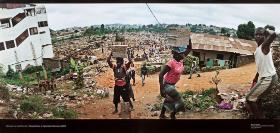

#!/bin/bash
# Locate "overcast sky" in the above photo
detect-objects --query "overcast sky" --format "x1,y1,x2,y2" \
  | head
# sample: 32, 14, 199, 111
43, 4, 280, 32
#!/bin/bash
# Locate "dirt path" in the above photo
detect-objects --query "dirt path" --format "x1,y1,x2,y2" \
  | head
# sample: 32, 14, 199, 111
77, 63, 256, 119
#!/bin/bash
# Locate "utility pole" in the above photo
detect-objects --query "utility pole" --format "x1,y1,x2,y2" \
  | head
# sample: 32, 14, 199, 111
30, 42, 38, 66
14, 50, 23, 80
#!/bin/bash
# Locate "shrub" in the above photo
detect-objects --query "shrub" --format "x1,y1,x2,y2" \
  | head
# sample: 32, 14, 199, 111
5, 66, 18, 79
52, 106, 77, 119
151, 103, 163, 111
0, 83, 9, 101
147, 66, 156, 74
22, 66, 43, 74
0, 64, 4, 77
181, 89, 217, 111
20, 96, 45, 113
183, 66, 191, 74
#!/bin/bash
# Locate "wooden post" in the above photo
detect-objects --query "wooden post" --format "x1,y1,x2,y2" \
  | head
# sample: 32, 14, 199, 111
36, 72, 40, 86
18, 71, 23, 80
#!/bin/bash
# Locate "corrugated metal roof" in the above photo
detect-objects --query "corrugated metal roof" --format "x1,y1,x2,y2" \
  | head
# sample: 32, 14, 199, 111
191, 33, 257, 55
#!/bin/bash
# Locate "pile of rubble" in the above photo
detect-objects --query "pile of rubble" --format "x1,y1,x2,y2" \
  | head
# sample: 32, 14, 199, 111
2, 77, 110, 119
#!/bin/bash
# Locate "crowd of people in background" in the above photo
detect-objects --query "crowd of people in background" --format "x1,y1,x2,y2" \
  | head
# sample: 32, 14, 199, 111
106, 27, 278, 119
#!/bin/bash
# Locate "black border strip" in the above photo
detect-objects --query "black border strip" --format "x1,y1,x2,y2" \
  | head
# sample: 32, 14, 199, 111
0, 119, 280, 133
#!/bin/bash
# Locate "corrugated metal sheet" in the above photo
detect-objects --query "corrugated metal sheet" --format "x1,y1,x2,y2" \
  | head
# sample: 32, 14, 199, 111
191, 33, 257, 55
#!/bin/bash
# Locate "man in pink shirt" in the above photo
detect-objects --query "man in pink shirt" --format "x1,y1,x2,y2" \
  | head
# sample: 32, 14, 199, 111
158, 38, 192, 119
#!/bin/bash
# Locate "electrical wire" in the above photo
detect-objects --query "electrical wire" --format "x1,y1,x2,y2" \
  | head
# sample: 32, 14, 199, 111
145, 3, 161, 26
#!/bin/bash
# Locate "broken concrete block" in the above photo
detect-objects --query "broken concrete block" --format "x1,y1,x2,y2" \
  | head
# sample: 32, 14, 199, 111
43, 113, 53, 118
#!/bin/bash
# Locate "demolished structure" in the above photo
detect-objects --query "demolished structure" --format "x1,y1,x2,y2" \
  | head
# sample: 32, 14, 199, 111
0, 4, 54, 73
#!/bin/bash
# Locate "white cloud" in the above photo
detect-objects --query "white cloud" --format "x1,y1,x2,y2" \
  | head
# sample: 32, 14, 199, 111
43, 4, 280, 32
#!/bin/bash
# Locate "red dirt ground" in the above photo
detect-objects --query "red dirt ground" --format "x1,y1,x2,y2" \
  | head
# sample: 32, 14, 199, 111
77, 62, 256, 119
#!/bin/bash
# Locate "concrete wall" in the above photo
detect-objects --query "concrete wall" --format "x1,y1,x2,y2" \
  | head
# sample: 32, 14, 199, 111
192, 49, 231, 61
236, 55, 255, 67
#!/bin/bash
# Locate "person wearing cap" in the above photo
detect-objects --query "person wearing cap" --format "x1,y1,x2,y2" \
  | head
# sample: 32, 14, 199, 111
158, 38, 192, 119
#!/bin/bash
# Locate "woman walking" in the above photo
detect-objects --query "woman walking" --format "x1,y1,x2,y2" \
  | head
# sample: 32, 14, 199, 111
159, 38, 192, 119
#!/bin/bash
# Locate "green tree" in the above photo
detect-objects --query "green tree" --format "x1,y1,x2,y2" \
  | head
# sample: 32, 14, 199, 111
190, 26, 197, 33
100, 24, 105, 34
208, 29, 217, 35
83, 27, 94, 41
221, 28, 227, 35
247, 21, 255, 39
264, 25, 275, 31
236, 21, 255, 40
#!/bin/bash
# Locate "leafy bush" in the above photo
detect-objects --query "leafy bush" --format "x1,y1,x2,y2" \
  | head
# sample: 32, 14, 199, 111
201, 88, 217, 97
151, 103, 163, 111
22, 66, 43, 74
182, 55, 199, 74
20, 96, 45, 113
147, 66, 156, 74
52, 106, 77, 119
183, 66, 191, 74
0, 64, 4, 77
0, 83, 9, 101
5, 66, 18, 79
55, 67, 70, 77
152, 89, 217, 112
181, 89, 217, 111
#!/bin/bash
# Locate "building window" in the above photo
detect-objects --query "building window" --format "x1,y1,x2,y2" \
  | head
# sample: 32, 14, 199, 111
217, 54, 224, 60
5, 40, 15, 49
0, 42, 5, 51
16, 29, 29, 47
25, 8, 35, 16
0, 18, 11, 28
15, 64, 22, 72
11, 13, 26, 26
29, 27, 38, 35
36, 8, 46, 14
38, 21, 48, 27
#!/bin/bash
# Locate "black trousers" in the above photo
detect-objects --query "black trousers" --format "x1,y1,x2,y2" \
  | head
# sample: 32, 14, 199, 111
113, 84, 130, 104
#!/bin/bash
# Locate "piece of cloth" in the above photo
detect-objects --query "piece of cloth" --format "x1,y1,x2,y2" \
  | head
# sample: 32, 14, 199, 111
127, 84, 135, 99
125, 69, 135, 99
111, 64, 127, 86
162, 84, 185, 112
164, 59, 184, 84
254, 44, 276, 77
172, 46, 187, 53
246, 74, 278, 102
113, 84, 130, 104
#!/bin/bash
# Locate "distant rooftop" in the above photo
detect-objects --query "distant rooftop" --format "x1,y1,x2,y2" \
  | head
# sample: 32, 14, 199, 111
191, 33, 257, 55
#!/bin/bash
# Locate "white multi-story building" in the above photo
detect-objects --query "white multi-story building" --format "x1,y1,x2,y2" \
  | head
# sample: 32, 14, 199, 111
0, 4, 54, 73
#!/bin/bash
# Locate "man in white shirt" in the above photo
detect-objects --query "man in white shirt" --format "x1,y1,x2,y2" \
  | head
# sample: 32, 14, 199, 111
246, 27, 278, 119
